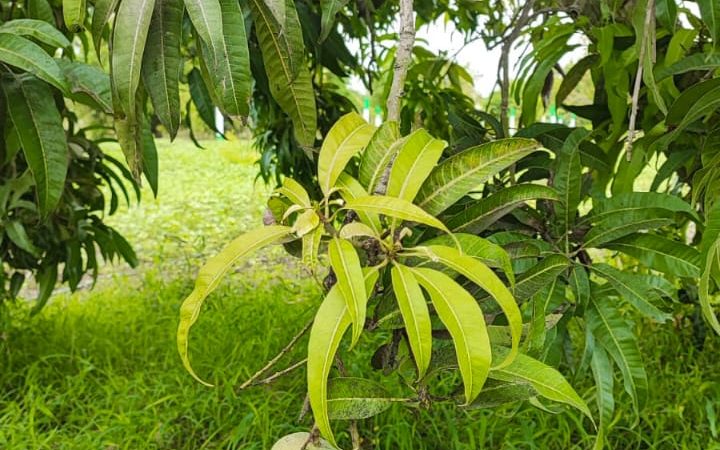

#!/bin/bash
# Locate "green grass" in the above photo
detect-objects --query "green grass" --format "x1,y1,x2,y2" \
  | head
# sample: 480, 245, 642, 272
1, 139, 719, 449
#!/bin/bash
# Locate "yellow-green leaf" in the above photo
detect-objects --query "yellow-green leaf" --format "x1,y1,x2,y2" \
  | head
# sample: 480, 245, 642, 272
328, 238, 367, 346
358, 121, 401, 192
343, 195, 450, 234
63, 0, 86, 32
386, 129, 446, 202
391, 263, 432, 378
177, 225, 292, 386
411, 267, 491, 404
276, 177, 311, 207
335, 174, 382, 234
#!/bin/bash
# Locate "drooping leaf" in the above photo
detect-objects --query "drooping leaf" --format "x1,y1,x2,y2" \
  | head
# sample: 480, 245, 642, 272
0, 19, 71, 48
553, 128, 587, 251
249, 0, 317, 146
27, 0, 55, 25
30, 264, 58, 316
327, 377, 398, 420
490, 351, 593, 420
91, 0, 120, 59
177, 225, 292, 386
63, 0, 86, 32
583, 209, 676, 249
302, 223, 323, 272
556, 54, 598, 105
0, 34, 69, 94
307, 268, 379, 446
655, 53, 720, 81
592, 264, 671, 323
698, 0, 720, 49
57, 59, 113, 114
2, 77, 68, 216
591, 345, 615, 448
418, 245, 521, 368
445, 184, 560, 233
586, 298, 648, 415
603, 233, 702, 278
699, 240, 720, 336
328, 238, 368, 346
111, 0, 156, 119
187, 67, 219, 132
141, 122, 159, 197
655, 0, 677, 31
317, 112, 375, 196
6, 221, 40, 256
319, 0, 349, 43
415, 138, 541, 215
343, 195, 450, 234
411, 267, 491, 404
391, 263, 432, 378
142, 0, 183, 138
386, 129, 446, 202
358, 121, 401, 192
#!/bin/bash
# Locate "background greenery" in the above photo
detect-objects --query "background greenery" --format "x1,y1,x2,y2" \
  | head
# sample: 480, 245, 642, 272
1, 138, 718, 449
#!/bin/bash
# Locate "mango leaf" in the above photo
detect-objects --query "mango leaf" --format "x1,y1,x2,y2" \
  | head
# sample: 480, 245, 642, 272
586, 298, 648, 415
63, 0, 86, 32
569, 265, 590, 307
490, 351, 592, 420
57, 59, 113, 114
6, 221, 40, 256
553, 128, 587, 251
27, 0, 55, 25
30, 264, 58, 316
339, 222, 378, 239
320, 0, 349, 42
142, 0, 183, 139
307, 268, 379, 447
271, 432, 333, 450
327, 377, 399, 420
419, 245, 520, 369
415, 138, 541, 215
700, 240, 720, 336
335, 174, 382, 234
292, 210, 319, 237
183, 0, 222, 55
655, 53, 720, 81
584, 207, 678, 249
602, 233, 702, 278
2, 77, 68, 216
591, 345, 615, 448
632, 0, 666, 114
556, 54, 598, 105
111, 0, 156, 119
91, 0, 119, 59
655, 0, 677, 31
358, 121, 401, 192
317, 112, 375, 196
391, 263, 432, 378
466, 379, 536, 409
698, 0, 720, 49
249, 0, 316, 146
343, 195, 450, 234
328, 238, 368, 346
592, 264, 671, 323
301, 224, 323, 272
446, 184, 559, 233
665, 78, 720, 126
511, 254, 569, 301
386, 129, 446, 202
0, 19, 70, 48
0, 34, 68, 94
411, 267, 491, 404
276, 177, 311, 208
187, 67, 218, 133
177, 225, 292, 386
141, 121, 159, 197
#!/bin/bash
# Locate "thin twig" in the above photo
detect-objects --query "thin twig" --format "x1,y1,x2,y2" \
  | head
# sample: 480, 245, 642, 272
626, 0, 655, 162
238, 319, 313, 390
248, 358, 307, 386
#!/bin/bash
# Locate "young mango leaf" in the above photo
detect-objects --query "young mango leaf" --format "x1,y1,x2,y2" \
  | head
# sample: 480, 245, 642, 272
358, 121, 401, 192
553, 128, 587, 251
490, 351, 593, 421
335, 173, 382, 234
415, 138, 541, 215
111, 0, 156, 119
0, 34, 69, 94
91, 0, 119, 59
317, 112, 375, 196
592, 264, 671, 323
327, 377, 400, 420
142, 0, 183, 139
63, 0, 86, 32
391, 263, 432, 378
249, 0, 317, 146
0, 19, 71, 48
292, 210, 319, 237
386, 129, 446, 203
586, 298, 648, 416
419, 245, 521, 369
411, 267, 491, 404
301, 224, 323, 272
328, 238, 368, 346
445, 184, 560, 233
319, 0, 349, 42
2, 77, 68, 216
307, 268, 379, 447
339, 222, 378, 240
343, 195, 450, 234
177, 225, 292, 386
276, 177, 311, 208
602, 233, 702, 278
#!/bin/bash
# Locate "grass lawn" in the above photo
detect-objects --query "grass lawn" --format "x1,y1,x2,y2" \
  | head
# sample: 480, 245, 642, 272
1, 139, 719, 449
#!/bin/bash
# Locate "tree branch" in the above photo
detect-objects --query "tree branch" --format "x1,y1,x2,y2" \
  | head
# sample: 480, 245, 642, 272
499, 1, 534, 134
626, 0, 655, 161
386, 0, 415, 123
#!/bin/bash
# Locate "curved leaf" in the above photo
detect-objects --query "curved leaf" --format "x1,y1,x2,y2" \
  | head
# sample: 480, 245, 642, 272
63, 0, 86, 32
411, 267, 491, 404
603, 233, 702, 278
358, 121, 401, 192
91, 0, 120, 59
27, 0, 55, 25
386, 129, 446, 202
276, 177, 311, 207
698, 0, 720, 50
2, 77, 68, 216
391, 263, 432, 378
307, 268, 379, 446
553, 128, 587, 251
592, 264, 671, 323
177, 225, 292, 386
302, 224, 323, 272
328, 237, 368, 346
0, 34, 68, 93
187, 67, 218, 132
320, 0, 349, 42
142, 0, 183, 138
58, 59, 113, 114
335, 174, 382, 234
656, 53, 720, 81
700, 240, 720, 336
511, 254, 569, 301
327, 377, 398, 420
318, 112, 375, 196
584, 209, 675, 249
591, 345, 615, 448
0, 19, 70, 48
556, 54, 598, 105
416, 138, 541, 215
343, 195, 450, 233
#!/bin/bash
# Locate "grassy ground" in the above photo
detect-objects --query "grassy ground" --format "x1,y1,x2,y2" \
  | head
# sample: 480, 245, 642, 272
1, 139, 719, 449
